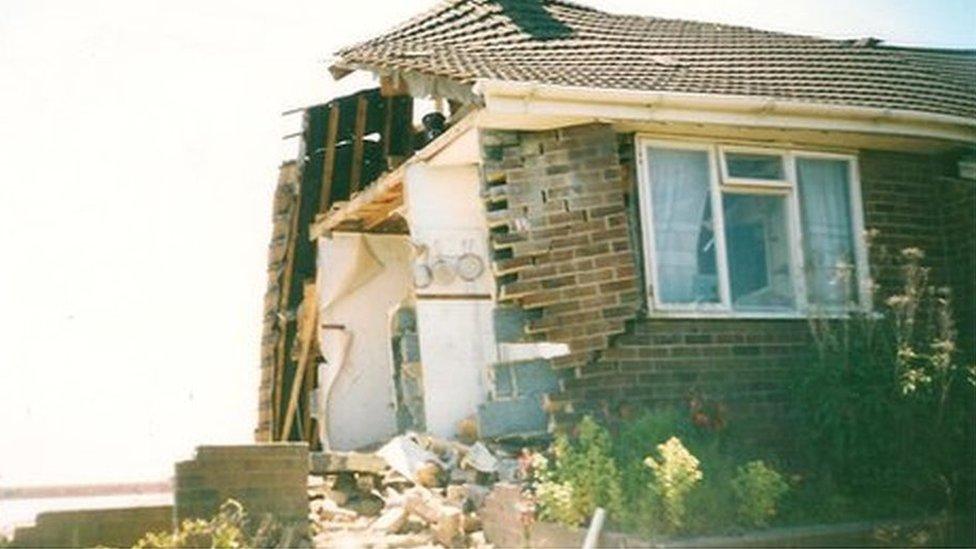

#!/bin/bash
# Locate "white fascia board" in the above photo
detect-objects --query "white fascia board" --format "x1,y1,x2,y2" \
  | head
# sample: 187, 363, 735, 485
473, 79, 976, 144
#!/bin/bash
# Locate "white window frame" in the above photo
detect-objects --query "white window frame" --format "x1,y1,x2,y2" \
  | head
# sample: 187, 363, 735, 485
792, 149, 873, 315
719, 146, 791, 189
636, 140, 730, 314
635, 136, 871, 319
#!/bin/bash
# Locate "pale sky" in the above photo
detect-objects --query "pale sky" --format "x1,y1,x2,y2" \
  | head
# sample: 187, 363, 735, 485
0, 0, 973, 489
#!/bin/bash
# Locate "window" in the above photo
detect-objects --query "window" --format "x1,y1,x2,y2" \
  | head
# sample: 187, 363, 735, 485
637, 140, 867, 317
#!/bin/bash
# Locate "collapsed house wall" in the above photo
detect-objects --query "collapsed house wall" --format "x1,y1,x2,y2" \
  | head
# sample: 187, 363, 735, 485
256, 88, 414, 444
479, 123, 975, 439
314, 233, 413, 450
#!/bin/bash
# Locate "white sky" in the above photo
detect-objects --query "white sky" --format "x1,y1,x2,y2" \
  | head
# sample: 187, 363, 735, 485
0, 0, 973, 489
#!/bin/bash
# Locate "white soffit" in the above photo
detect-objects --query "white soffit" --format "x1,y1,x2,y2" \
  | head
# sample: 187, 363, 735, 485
473, 80, 976, 146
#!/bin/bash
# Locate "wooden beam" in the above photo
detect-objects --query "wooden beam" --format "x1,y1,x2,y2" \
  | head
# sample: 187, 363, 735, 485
380, 74, 408, 97
272, 166, 302, 440
383, 96, 394, 161
280, 282, 318, 441
302, 335, 318, 444
318, 105, 340, 214
349, 95, 368, 194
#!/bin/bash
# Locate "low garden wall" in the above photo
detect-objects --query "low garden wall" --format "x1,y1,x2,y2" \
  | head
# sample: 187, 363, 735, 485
10, 505, 173, 548
480, 483, 950, 548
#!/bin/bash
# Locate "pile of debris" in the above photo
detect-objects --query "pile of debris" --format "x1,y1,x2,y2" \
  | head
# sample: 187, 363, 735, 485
307, 433, 524, 548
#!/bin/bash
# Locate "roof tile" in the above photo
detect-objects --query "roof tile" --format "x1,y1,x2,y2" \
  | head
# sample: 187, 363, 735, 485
335, 0, 976, 119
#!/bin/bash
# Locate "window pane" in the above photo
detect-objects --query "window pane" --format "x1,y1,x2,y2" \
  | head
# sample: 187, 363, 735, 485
646, 148, 720, 305
796, 158, 858, 307
725, 152, 784, 180
722, 193, 795, 310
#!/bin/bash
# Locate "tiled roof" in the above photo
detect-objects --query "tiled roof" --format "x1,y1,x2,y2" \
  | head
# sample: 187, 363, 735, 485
334, 0, 976, 120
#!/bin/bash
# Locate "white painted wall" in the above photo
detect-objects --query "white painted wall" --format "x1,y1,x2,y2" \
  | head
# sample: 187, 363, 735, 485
405, 163, 493, 297
415, 299, 495, 438
404, 162, 497, 438
315, 233, 413, 450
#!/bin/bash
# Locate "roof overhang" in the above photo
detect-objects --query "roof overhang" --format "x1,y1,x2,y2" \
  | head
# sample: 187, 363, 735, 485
473, 79, 976, 146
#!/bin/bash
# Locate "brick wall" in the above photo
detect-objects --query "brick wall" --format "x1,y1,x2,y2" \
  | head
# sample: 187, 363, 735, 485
860, 151, 975, 358
174, 444, 308, 529
11, 505, 173, 548
938, 175, 976, 357
480, 124, 973, 440
553, 319, 812, 428
482, 124, 642, 371
256, 162, 300, 442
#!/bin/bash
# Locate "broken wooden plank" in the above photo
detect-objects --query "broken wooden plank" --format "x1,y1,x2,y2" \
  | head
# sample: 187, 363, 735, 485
318, 104, 340, 214
280, 282, 318, 440
349, 95, 368, 194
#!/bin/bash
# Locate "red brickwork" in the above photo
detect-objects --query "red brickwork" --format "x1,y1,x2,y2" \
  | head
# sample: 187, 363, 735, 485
482, 124, 642, 370
255, 162, 300, 442
481, 125, 973, 438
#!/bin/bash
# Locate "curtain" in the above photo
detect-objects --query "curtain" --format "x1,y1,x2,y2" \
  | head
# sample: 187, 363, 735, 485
796, 158, 857, 307
646, 148, 717, 304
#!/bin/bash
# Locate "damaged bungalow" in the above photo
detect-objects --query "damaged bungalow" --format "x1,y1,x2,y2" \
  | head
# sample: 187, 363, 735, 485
255, 0, 976, 451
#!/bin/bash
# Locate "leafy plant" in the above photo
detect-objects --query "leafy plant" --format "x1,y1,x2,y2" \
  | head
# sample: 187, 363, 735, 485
644, 437, 703, 532
527, 416, 624, 527
530, 451, 585, 526
796, 242, 976, 522
731, 460, 789, 527
134, 499, 293, 549
136, 499, 247, 549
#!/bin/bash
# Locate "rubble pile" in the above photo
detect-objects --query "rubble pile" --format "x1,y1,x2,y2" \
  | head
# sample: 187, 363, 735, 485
308, 433, 522, 548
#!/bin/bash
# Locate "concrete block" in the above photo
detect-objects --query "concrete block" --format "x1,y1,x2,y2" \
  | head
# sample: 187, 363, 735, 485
510, 359, 560, 396
493, 363, 515, 398
493, 306, 533, 343
477, 395, 548, 439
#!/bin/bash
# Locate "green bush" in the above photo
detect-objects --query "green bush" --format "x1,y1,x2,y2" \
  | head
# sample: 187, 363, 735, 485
528, 416, 624, 527
135, 500, 248, 549
134, 499, 294, 549
793, 245, 976, 518
731, 461, 789, 527
644, 437, 703, 533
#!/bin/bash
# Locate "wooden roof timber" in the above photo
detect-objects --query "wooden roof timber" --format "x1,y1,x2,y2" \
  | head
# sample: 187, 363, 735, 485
309, 109, 479, 239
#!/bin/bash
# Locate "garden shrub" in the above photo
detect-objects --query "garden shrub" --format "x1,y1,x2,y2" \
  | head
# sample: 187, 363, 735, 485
528, 416, 623, 527
134, 499, 292, 549
731, 460, 789, 527
135, 499, 248, 549
794, 244, 976, 524
644, 437, 703, 532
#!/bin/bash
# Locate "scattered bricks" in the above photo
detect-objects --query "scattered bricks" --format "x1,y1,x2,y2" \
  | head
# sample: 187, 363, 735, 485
175, 443, 309, 530
479, 483, 528, 548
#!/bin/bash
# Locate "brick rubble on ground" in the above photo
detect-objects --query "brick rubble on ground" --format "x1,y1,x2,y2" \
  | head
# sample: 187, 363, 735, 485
307, 433, 524, 548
